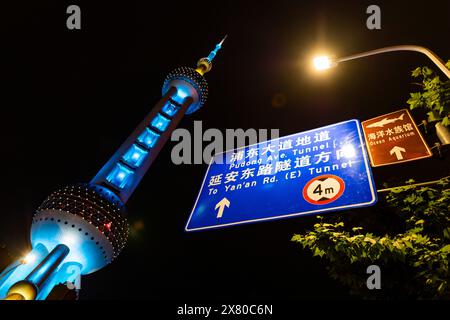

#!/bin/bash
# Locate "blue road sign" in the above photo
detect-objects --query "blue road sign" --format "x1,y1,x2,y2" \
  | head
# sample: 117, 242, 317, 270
185, 119, 377, 232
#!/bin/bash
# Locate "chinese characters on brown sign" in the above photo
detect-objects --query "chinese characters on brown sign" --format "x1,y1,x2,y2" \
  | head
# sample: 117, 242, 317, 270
362, 109, 432, 167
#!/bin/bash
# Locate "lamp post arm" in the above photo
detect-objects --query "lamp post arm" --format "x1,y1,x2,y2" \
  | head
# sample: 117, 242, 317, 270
337, 45, 450, 79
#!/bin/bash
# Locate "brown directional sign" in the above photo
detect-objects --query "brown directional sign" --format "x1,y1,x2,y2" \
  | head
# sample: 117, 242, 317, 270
362, 109, 432, 167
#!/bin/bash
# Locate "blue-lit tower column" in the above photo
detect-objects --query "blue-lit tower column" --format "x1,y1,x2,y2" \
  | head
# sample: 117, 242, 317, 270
92, 35, 227, 202
0, 37, 226, 300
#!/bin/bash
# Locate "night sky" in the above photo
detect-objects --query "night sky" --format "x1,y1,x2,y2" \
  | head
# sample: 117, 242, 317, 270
1, 0, 449, 301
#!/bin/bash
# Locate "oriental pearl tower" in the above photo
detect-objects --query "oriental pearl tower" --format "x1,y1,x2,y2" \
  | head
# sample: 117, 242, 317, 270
0, 37, 226, 300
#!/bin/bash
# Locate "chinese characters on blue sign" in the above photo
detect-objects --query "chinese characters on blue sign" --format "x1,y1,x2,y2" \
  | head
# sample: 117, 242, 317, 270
185, 120, 377, 232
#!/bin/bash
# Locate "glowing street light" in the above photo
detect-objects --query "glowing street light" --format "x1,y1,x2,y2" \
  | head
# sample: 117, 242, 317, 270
0, 251, 38, 284
22, 252, 38, 265
313, 56, 336, 71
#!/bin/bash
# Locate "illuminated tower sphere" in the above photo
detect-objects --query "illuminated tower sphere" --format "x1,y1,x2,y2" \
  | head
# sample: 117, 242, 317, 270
0, 37, 226, 300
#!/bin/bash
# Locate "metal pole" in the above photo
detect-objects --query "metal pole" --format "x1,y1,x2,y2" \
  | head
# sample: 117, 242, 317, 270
377, 175, 450, 193
337, 45, 450, 79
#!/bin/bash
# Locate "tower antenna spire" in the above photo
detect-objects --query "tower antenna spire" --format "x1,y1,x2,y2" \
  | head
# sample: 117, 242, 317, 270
196, 35, 227, 76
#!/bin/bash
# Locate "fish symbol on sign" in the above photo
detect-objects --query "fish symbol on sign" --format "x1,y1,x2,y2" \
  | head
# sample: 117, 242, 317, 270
366, 113, 405, 128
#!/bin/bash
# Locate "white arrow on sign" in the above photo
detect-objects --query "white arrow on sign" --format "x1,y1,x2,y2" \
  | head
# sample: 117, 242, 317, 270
215, 197, 230, 219
389, 146, 406, 160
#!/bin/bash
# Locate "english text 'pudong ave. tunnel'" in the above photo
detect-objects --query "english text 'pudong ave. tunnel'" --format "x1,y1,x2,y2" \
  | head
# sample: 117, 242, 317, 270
0, 37, 226, 300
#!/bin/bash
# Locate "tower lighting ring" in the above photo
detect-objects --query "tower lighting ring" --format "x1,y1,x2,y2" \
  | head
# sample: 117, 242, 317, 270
31, 183, 129, 274
162, 67, 209, 114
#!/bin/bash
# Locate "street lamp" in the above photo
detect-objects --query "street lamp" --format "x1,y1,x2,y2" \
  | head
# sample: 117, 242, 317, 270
313, 56, 336, 71
313, 45, 450, 79
0, 252, 34, 282
313, 45, 450, 145
22, 252, 38, 264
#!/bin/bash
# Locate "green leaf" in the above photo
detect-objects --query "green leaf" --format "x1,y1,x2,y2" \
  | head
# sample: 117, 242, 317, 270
313, 247, 325, 257
407, 92, 423, 110
441, 244, 450, 253
412, 67, 422, 77
427, 111, 441, 122
422, 67, 433, 76
437, 282, 446, 294
443, 228, 450, 240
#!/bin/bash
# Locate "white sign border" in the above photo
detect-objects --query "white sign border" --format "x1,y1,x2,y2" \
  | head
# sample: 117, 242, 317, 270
362, 109, 433, 167
185, 119, 378, 232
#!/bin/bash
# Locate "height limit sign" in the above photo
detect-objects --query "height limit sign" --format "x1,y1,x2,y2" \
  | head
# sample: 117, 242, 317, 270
362, 109, 432, 167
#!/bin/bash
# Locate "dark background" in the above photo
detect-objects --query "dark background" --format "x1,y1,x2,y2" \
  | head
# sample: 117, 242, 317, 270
0, 0, 449, 300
